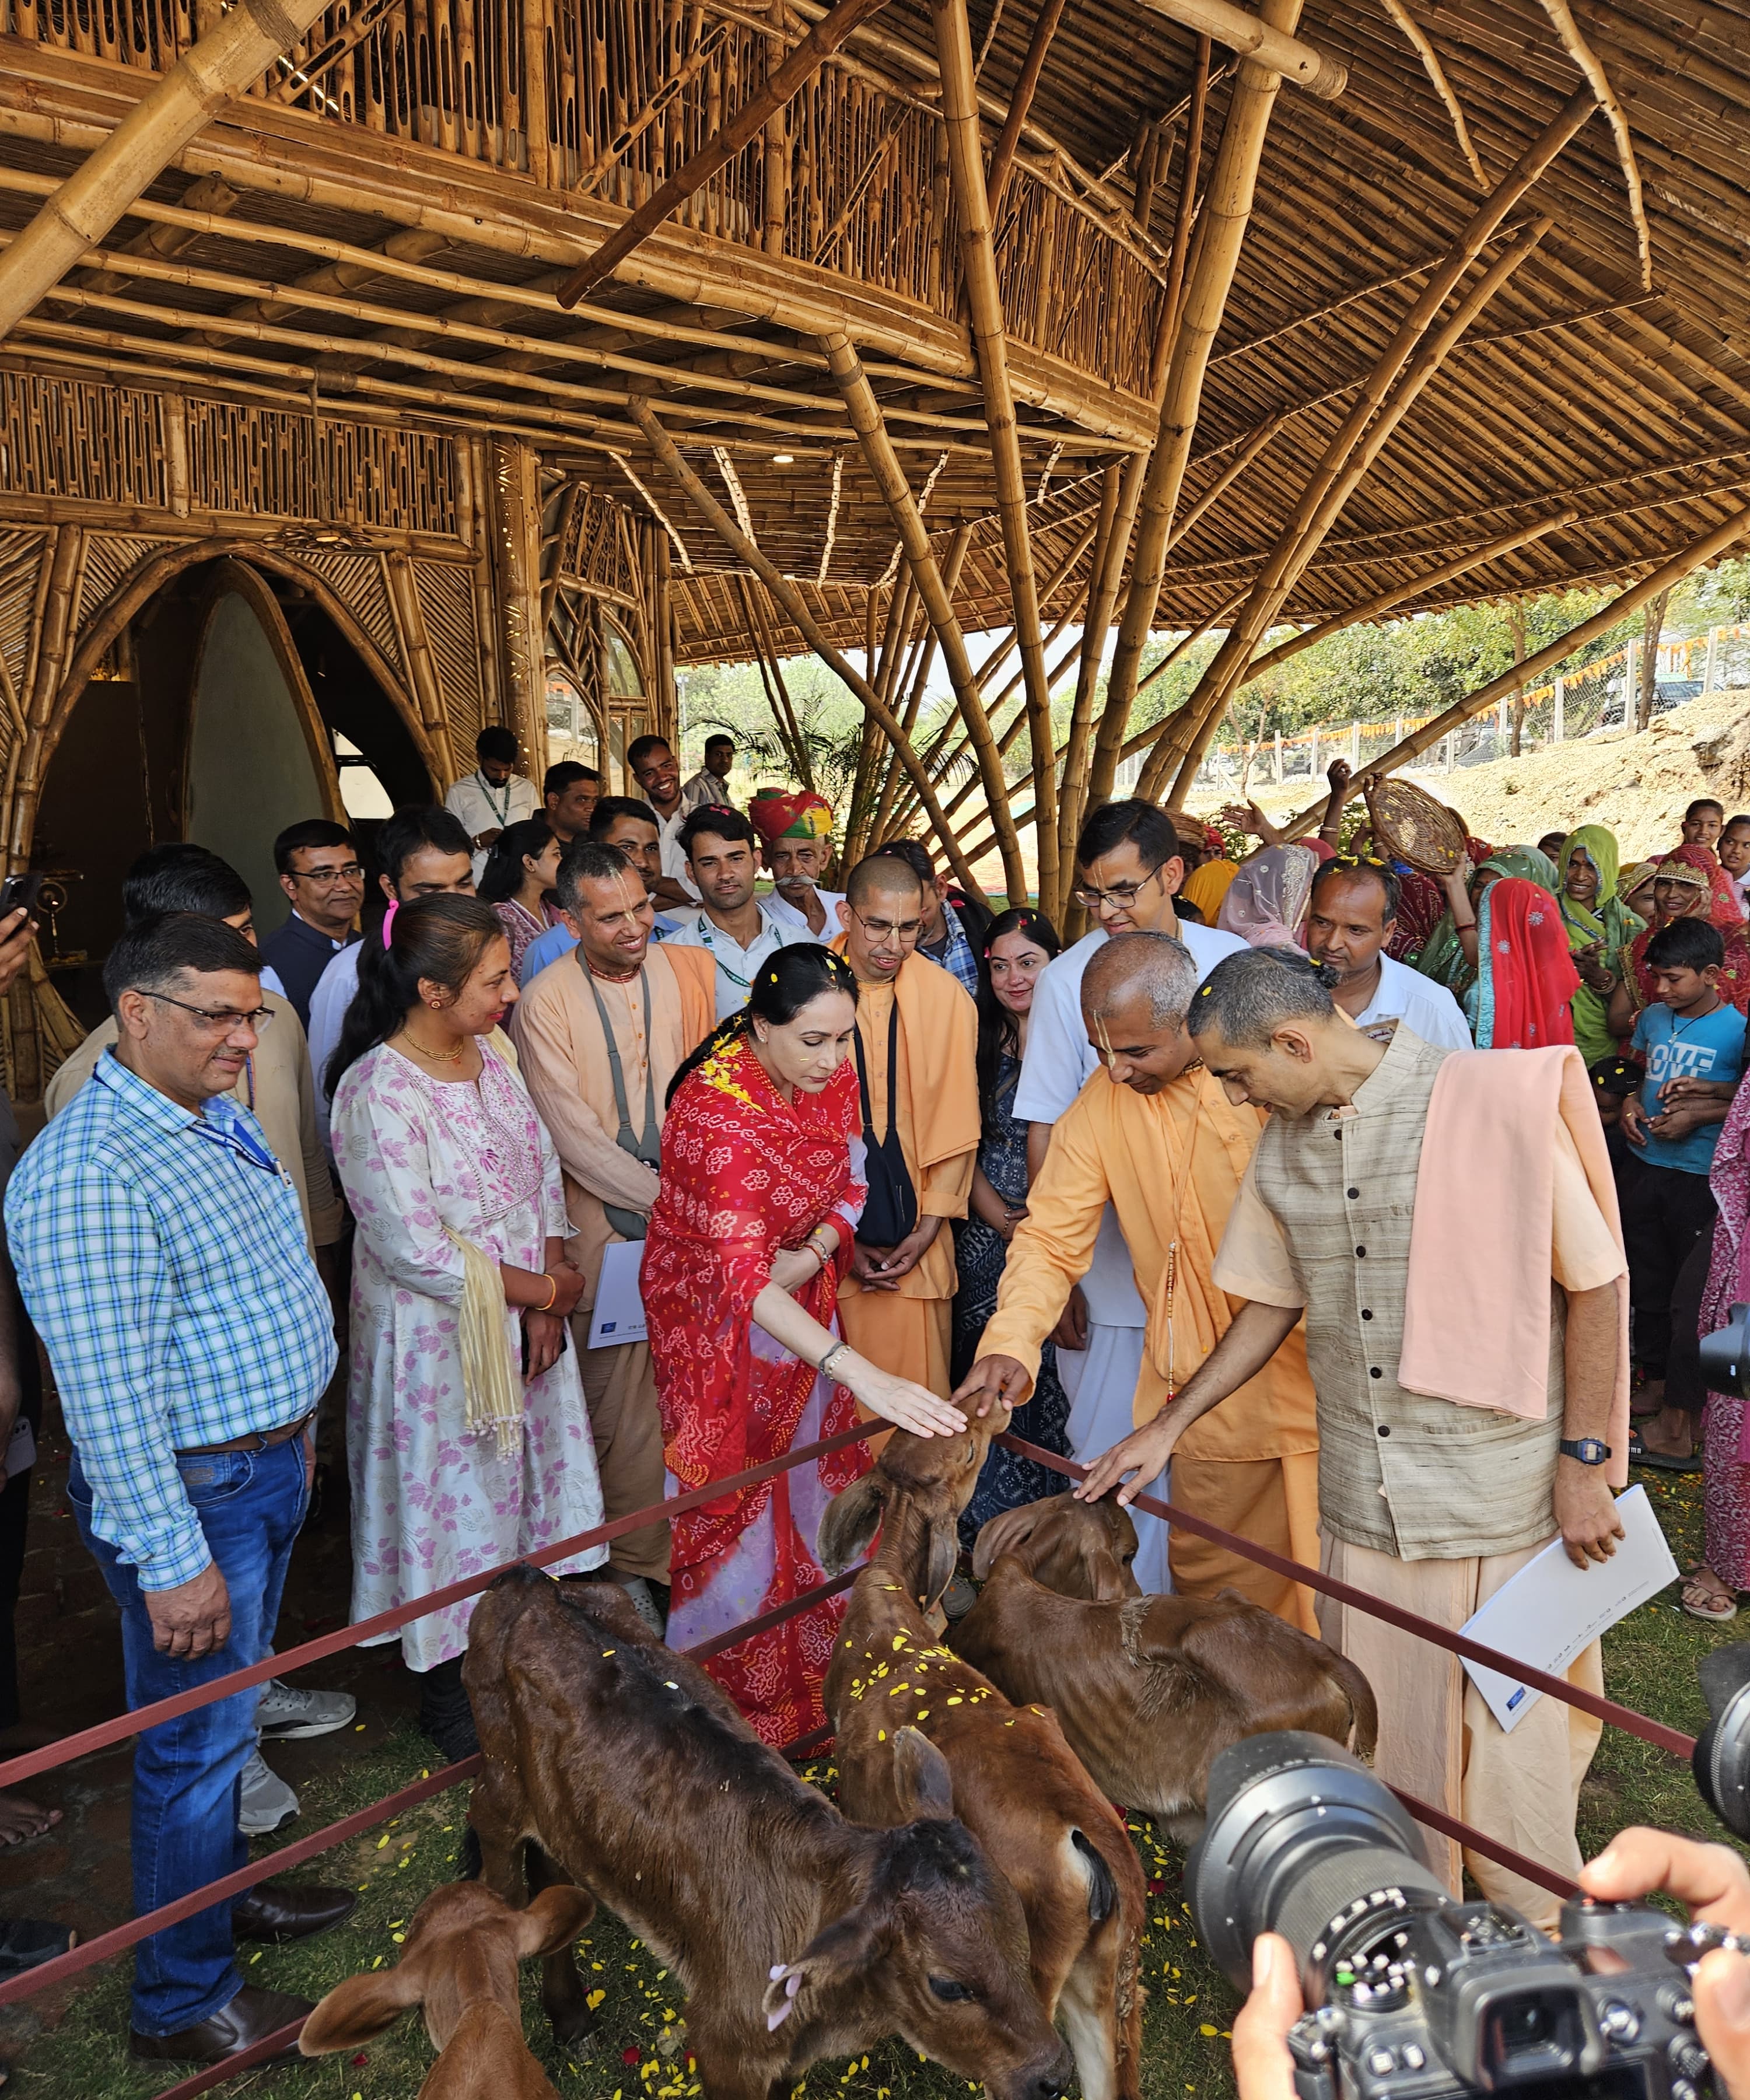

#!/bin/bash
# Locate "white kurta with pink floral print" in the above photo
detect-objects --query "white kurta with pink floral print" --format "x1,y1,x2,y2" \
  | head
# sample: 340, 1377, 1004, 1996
331, 1039, 606, 1669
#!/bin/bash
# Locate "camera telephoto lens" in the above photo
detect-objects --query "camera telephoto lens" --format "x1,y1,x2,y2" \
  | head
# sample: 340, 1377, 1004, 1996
1186, 1730, 1451, 1996
1694, 1642, 1750, 1841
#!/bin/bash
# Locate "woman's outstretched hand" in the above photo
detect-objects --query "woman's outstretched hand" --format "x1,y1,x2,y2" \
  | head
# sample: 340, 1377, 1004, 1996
846, 1359, 967, 1438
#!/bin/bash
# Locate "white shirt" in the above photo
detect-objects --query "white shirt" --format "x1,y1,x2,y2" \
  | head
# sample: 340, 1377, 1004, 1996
663, 901, 810, 1019
764, 886, 846, 939
1349, 950, 1472, 1050
307, 940, 364, 1138
445, 770, 539, 880
1734, 867, 1750, 919
654, 806, 700, 901
1013, 918, 1246, 1326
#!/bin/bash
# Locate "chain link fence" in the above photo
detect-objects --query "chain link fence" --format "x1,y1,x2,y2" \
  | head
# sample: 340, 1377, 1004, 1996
1164, 623, 1750, 795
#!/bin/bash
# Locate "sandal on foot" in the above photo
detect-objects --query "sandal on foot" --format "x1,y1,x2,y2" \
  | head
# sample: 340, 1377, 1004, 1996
1682, 1573, 1739, 1622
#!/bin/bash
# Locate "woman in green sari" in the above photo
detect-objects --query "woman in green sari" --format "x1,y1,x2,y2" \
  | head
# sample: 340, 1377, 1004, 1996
1415, 844, 1562, 1007
1555, 825, 1643, 1064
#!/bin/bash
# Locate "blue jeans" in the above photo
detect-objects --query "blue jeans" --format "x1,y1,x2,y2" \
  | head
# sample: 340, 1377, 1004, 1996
66, 1435, 309, 2036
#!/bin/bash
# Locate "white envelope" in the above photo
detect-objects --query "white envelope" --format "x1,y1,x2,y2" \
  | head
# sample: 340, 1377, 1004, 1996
1459, 1484, 1678, 1733
587, 1238, 649, 1349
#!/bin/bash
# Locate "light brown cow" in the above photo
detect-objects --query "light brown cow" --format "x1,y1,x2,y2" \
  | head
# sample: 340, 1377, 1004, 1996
954, 1494, 1378, 1840
461, 1566, 1073, 2100
820, 1455, 1146, 2100
299, 1879, 592, 2100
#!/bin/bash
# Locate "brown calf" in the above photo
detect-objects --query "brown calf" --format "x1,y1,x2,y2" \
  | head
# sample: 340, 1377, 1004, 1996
299, 1879, 592, 2100
462, 1566, 1072, 2100
820, 1460, 1146, 2100
953, 1495, 1378, 1840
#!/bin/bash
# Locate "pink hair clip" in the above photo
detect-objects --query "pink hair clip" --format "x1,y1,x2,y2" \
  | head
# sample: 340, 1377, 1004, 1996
380, 899, 399, 949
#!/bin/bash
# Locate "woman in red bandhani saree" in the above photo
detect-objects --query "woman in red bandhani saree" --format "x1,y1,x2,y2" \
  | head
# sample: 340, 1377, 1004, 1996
642, 945, 964, 1744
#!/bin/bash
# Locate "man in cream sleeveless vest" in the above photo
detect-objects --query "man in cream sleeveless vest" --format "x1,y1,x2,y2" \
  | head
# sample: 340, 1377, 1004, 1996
1077, 947, 1628, 1929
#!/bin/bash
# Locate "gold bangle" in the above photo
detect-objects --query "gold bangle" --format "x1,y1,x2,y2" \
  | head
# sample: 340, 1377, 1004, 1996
537, 1272, 558, 1313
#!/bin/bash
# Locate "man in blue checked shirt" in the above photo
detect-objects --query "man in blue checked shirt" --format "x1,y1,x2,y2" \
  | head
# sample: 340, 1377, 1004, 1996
6, 913, 355, 2068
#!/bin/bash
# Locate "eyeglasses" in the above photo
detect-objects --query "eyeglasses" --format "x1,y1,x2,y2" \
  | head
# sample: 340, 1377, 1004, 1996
289, 863, 363, 887
850, 908, 923, 942
144, 992, 274, 1034
1070, 862, 1167, 911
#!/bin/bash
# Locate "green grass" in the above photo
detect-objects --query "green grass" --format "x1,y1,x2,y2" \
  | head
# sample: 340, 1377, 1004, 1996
19, 1460, 1744, 2100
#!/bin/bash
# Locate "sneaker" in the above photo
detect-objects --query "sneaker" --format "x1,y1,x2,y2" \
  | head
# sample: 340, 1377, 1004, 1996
238, 1749, 299, 1837
254, 1678, 356, 1742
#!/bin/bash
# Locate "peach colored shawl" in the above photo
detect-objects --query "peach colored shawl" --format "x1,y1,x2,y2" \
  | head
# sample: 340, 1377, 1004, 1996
1399, 1045, 1629, 1490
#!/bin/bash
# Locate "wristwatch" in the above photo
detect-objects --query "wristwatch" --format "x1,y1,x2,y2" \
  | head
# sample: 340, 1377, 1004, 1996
1558, 1437, 1611, 1466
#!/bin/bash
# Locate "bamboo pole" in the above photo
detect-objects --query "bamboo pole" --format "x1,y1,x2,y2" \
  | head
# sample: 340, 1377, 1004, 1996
821, 330, 1027, 902
556, 0, 894, 306
0, 0, 339, 341
985, 0, 1069, 217
1242, 510, 1580, 679
631, 398, 991, 900
1100, 0, 1306, 751
1152, 206, 1564, 801
933, 0, 1059, 913
1129, 0, 1346, 96
1052, 459, 1121, 862
1270, 505, 1750, 838
867, 523, 974, 844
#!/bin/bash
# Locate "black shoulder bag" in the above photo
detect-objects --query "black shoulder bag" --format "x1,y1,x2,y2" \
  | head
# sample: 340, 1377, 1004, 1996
853, 994, 918, 1248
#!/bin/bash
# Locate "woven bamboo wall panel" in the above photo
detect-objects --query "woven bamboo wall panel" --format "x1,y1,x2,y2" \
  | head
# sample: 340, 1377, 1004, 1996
0, 372, 166, 509
561, 489, 641, 606
411, 558, 485, 751
74, 533, 174, 637
321, 425, 461, 537
184, 402, 318, 520
295, 547, 407, 679
0, 530, 48, 718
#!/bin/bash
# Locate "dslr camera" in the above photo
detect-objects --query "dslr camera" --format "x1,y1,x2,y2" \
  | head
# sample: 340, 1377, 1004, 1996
1187, 1712, 1750, 2100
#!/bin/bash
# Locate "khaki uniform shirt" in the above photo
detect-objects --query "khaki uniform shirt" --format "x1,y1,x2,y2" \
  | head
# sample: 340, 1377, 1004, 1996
1211, 1026, 1623, 1561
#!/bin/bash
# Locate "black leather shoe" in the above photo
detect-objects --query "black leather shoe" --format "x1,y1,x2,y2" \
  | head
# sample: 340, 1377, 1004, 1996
233, 1880, 358, 1944
130, 1983, 314, 2066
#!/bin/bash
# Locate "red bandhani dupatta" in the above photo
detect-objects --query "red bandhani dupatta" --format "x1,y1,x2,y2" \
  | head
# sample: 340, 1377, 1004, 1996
641, 1035, 867, 1577
1472, 878, 1578, 1049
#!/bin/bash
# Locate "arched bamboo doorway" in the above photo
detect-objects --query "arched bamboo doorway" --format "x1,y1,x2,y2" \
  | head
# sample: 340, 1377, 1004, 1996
16, 538, 440, 1030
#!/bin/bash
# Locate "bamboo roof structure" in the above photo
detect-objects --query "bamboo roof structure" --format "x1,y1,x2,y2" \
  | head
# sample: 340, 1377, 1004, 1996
0, 0, 1748, 921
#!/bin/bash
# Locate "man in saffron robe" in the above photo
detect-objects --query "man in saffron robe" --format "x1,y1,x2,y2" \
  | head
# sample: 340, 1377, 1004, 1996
511, 839, 716, 1619
831, 855, 979, 1400
957, 933, 1320, 1620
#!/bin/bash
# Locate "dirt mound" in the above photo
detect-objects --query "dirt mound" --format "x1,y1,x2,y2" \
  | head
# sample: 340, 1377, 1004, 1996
1197, 690, 1750, 860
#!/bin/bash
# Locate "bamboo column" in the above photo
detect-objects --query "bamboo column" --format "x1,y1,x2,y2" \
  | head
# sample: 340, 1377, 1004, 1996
1146, 94, 1595, 799
1099, 0, 1306, 747
488, 437, 549, 776
867, 523, 974, 845
1065, 33, 1210, 848
933, 0, 1059, 912
985, 0, 1069, 216
631, 400, 993, 901
652, 529, 678, 746
1151, 207, 1566, 802
821, 331, 1026, 901
1275, 501, 1750, 839
0, 0, 338, 341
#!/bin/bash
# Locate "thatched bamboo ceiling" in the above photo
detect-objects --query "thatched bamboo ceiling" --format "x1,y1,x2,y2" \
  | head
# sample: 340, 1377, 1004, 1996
1, 0, 1748, 662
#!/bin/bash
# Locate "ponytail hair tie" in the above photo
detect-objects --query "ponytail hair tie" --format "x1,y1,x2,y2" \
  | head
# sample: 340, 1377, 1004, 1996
381, 899, 399, 950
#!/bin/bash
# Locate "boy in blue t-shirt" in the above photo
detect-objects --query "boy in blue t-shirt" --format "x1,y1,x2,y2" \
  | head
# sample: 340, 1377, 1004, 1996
1621, 916, 1746, 1466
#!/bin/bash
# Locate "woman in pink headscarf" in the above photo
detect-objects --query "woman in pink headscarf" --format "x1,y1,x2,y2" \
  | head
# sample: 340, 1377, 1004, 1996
1216, 843, 1320, 949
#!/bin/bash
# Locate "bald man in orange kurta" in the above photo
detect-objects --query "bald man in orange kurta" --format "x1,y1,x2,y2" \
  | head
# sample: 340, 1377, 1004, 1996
957, 930, 1320, 1630
831, 858, 979, 1401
